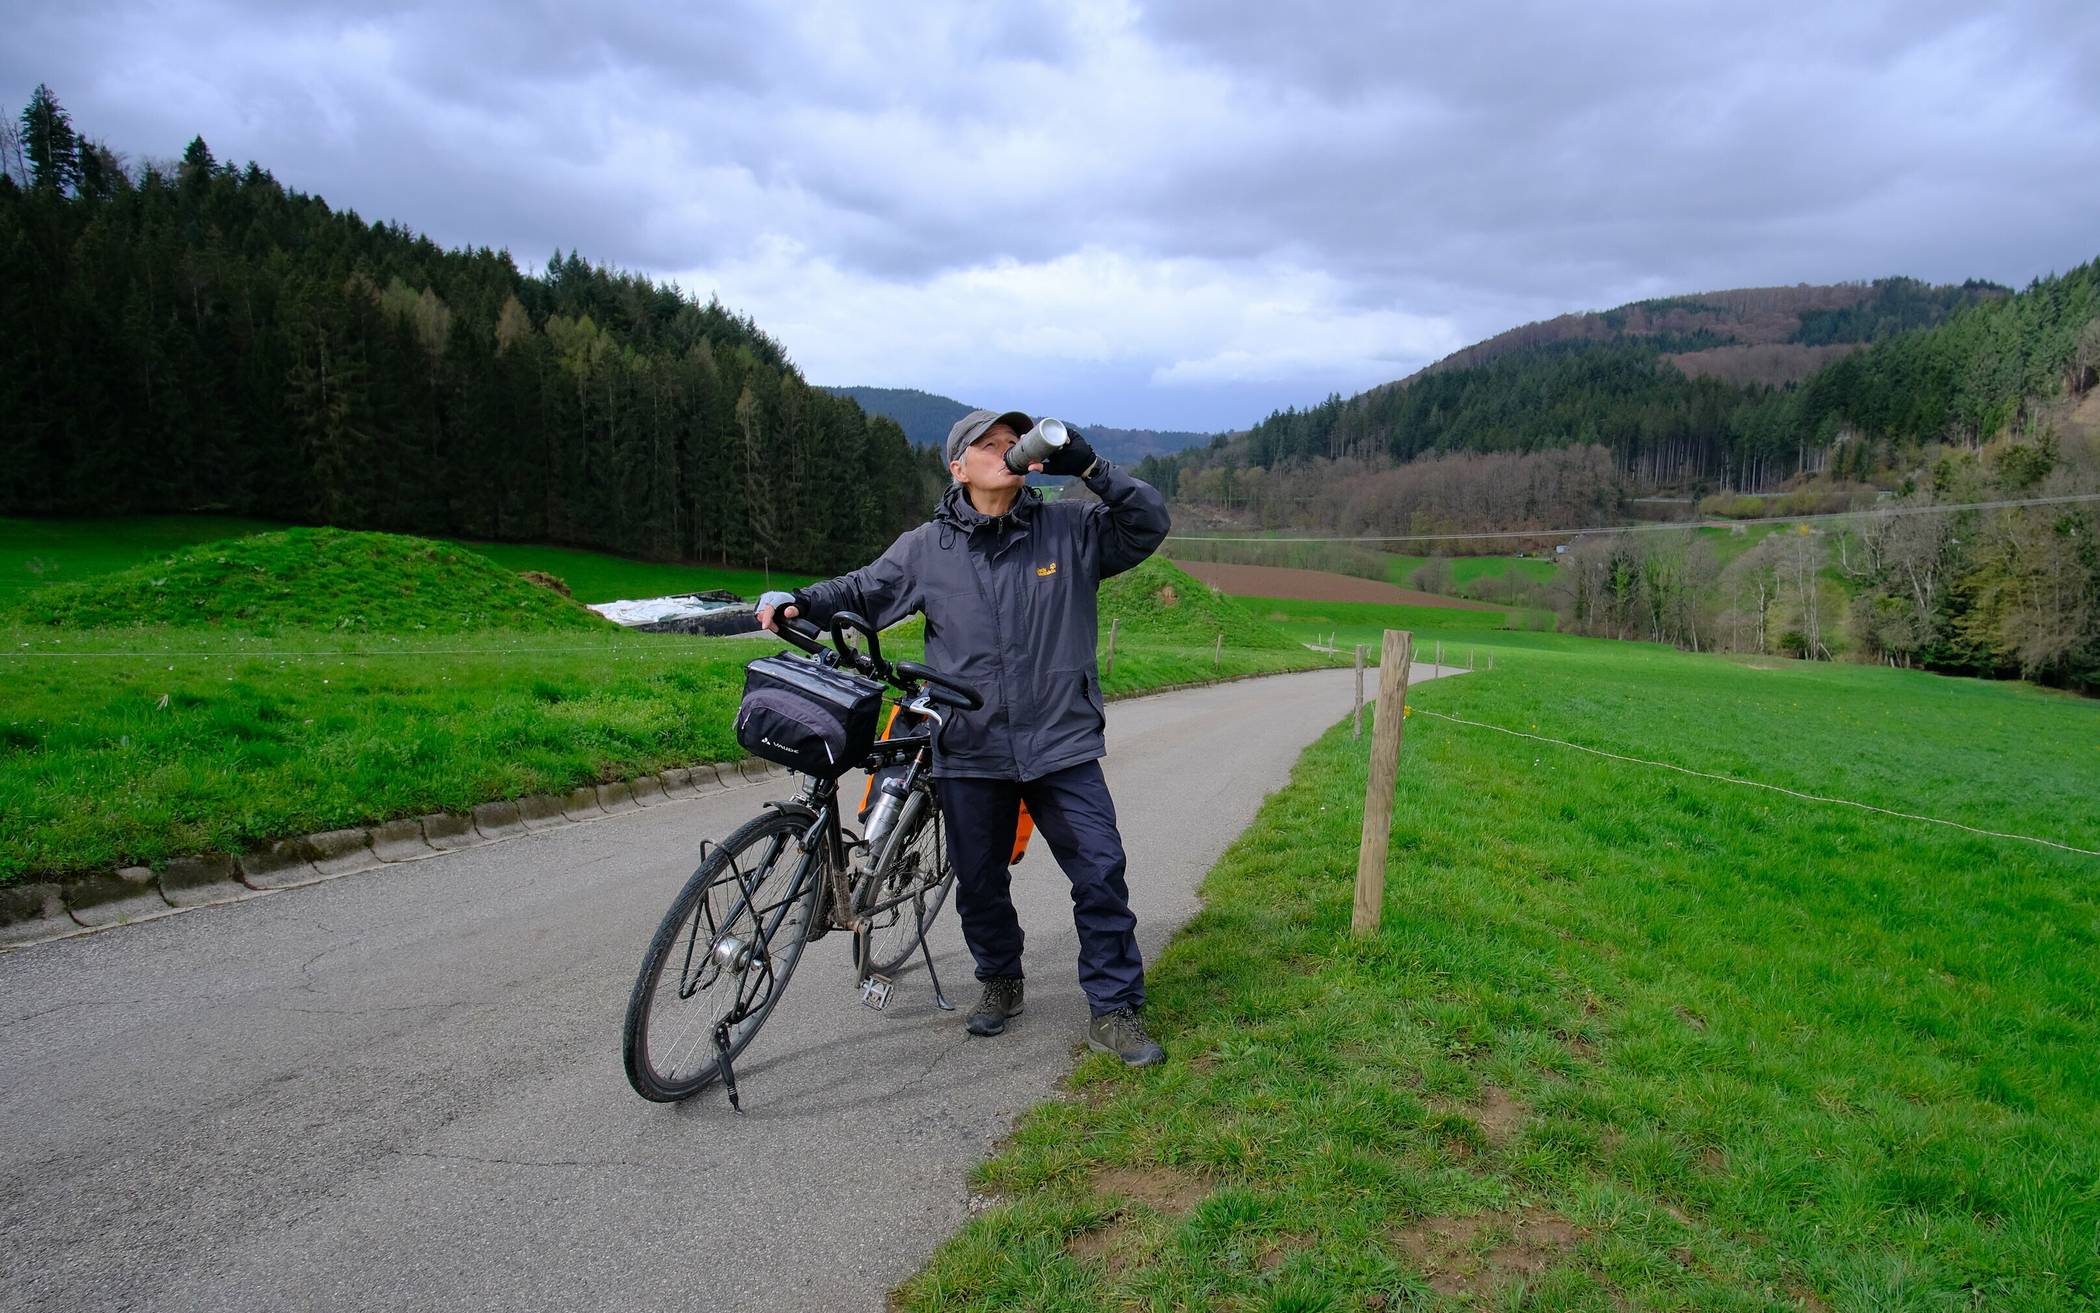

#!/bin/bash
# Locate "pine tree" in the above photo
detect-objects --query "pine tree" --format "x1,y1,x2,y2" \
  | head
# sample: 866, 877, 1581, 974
20, 85, 79, 195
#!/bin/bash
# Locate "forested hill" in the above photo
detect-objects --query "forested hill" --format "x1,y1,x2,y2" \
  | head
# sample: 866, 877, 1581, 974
0, 86, 943, 575
822, 385, 1215, 466
1136, 272, 2100, 502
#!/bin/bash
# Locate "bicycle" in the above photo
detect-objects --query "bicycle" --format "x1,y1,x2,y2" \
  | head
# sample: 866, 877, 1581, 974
620, 610, 983, 1109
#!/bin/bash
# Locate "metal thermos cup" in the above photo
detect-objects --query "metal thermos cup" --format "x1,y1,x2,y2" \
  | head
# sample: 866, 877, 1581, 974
1004, 417, 1069, 474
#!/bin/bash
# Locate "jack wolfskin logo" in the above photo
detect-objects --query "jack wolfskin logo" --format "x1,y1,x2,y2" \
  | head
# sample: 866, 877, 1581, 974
1037, 561, 1058, 577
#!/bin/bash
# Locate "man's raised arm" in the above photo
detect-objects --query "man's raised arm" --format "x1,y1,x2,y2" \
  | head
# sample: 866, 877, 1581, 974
1079, 461, 1171, 580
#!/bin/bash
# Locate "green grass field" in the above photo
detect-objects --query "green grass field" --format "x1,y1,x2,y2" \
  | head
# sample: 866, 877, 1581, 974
0, 515, 815, 605
0, 539, 1337, 883
1245, 596, 1562, 651
1384, 552, 1560, 591
898, 622, 2100, 1311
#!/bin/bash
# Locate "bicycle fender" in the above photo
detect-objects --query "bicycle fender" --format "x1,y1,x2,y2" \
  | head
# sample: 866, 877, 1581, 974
760, 799, 823, 852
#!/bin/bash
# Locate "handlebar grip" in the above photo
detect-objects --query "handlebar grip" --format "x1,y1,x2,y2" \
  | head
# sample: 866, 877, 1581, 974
896, 658, 983, 711
775, 616, 826, 654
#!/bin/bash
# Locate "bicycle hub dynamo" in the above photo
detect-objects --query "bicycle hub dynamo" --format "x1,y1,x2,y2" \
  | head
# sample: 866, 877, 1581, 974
713, 934, 756, 974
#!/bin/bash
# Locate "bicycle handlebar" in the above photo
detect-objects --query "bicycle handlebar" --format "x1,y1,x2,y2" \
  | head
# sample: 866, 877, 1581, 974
895, 659, 983, 711
769, 613, 980, 710
829, 611, 884, 673
775, 615, 828, 656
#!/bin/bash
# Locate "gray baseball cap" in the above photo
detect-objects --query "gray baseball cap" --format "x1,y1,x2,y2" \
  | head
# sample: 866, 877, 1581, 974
944, 409, 1034, 470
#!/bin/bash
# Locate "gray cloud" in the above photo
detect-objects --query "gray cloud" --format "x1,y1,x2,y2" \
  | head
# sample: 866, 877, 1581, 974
6, 0, 2097, 431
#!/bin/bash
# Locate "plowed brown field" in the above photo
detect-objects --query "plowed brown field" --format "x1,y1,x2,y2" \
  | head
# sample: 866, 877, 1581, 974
1169, 559, 1501, 609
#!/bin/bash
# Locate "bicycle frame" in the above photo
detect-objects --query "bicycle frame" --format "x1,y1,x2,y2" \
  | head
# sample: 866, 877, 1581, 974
676, 609, 974, 1106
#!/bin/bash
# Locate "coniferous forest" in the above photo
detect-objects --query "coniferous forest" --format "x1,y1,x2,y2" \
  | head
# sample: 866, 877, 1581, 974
0, 87, 943, 575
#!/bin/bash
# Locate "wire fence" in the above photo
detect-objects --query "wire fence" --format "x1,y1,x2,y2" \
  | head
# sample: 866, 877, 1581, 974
1409, 706, 2099, 859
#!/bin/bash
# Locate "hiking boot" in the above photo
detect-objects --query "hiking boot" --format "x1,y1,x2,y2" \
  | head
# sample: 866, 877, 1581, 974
1086, 1006, 1166, 1067
965, 977, 1024, 1036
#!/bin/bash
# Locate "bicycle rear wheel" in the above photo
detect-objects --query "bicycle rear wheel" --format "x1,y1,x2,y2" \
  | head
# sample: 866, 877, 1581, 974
851, 792, 954, 979
623, 808, 822, 1102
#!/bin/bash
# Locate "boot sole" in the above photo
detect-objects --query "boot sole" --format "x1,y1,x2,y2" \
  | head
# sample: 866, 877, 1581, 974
1085, 1034, 1167, 1067
965, 1006, 1022, 1037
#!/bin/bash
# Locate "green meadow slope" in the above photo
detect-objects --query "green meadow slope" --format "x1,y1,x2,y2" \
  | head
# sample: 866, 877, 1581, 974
901, 622, 2100, 1310
0, 536, 1334, 883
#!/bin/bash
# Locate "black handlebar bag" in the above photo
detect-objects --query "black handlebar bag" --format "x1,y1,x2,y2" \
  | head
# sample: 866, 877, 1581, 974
735, 654, 885, 778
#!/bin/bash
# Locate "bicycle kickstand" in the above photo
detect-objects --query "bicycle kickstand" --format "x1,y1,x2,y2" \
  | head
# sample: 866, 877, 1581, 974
918, 932, 955, 1012
712, 1021, 742, 1113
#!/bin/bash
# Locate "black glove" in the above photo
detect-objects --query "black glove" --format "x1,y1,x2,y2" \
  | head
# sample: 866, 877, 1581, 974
1042, 428, 1098, 478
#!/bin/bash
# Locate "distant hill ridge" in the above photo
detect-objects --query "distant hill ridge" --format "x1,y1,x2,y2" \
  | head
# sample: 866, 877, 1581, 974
822, 385, 1217, 466
1392, 277, 2009, 393
1132, 268, 2086, 495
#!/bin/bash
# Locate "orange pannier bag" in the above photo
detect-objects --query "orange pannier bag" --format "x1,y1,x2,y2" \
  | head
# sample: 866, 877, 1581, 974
859, 705, 1034, 864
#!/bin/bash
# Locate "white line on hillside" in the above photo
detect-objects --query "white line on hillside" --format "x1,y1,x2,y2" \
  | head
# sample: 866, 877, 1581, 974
1166, 492, 2100, 545
1410, 707, 2100, 859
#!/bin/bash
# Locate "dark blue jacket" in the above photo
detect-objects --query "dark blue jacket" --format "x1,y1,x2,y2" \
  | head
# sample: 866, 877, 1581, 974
793, 463, 1170, 780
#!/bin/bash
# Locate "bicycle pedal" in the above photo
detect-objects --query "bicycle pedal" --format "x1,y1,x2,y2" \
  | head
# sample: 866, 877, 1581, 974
858, 973, 894, 1011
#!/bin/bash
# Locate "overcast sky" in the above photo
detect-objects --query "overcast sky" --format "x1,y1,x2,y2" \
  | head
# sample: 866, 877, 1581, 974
10, 0, 2098, 431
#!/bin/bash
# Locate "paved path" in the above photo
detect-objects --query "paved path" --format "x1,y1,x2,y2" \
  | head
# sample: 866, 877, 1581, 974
1, 663, 1458, 1313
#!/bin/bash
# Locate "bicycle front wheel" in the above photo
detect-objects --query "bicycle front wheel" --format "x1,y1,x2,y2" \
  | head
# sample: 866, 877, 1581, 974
851, 792, 954, 979
623, 808, 822, 1102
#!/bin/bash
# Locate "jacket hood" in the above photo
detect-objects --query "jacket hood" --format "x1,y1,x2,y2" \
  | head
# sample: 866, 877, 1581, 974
935, 480, 1044, 533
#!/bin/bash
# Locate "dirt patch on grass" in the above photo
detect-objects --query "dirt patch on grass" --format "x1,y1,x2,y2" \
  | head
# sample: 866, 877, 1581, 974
1169, 559, 1501, 609
1065, 1221, 1135, 1274
1471, 1085, 1526, 1144
1067, 1165, 1212, 1273
1257, 1231, 1313, 1272
1093, 1164, 1211, 1217
1392, 1207, 1585, 1296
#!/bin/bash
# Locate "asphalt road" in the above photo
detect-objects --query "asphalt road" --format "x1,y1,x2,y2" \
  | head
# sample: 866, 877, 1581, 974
1, 664, 1452, 1313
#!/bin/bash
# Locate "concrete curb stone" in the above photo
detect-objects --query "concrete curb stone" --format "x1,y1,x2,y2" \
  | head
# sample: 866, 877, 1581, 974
420, 813, 480, 851
310, 828, 383, 878
159, 855, 256, 908
736, 759, 772, 785
686, 764, 727, 793
596, 781, 640, 814
0, 883, 71, 948
472, 800, 526, 841
516, 794, 566, 831
629, 775, 668, 806
368, 818, 433, 863
656, 768, 698, 798
560, 787, 605, 822
239, 839, 325, 890
67, 866, 176, 928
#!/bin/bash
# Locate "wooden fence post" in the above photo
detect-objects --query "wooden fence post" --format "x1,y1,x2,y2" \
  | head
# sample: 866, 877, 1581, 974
1353, 629, 1413, 938
1435, 639, 1443, 669
1106, 617, 1119, 679
1352, 643, 1365, 739
1213, 632, 1222, 666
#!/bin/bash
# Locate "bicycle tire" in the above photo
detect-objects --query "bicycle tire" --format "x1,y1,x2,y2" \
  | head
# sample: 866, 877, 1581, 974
623, 807, 823, 1102
851, 790, 954, 979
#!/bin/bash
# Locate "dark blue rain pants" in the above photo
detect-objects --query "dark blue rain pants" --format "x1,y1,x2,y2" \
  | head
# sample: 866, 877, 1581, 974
935, 760, 1145, 1016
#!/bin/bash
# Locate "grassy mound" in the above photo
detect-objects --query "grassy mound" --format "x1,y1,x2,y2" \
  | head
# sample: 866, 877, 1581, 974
8, 528, 610, 633
1100, 557, 1301, 650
